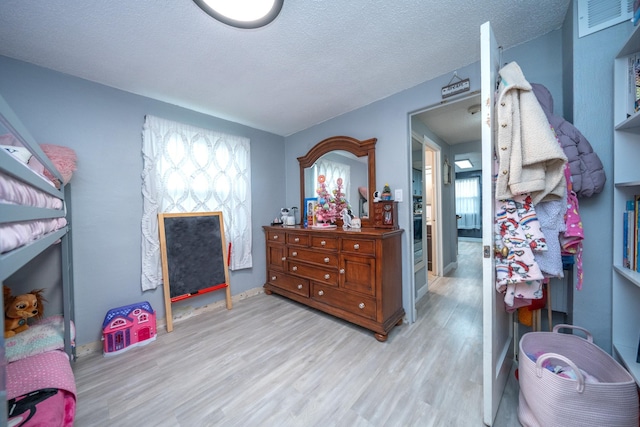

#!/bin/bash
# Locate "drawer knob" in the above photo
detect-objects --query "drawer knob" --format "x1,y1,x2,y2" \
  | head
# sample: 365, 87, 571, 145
321, 240, 326, 246
273, 235, 279, 240
281, 256, 286, 261
292, 266, 298, 271
271, 275, 277, 281
324, 257, 330, 263
324, 274, 330, 279
292, 251, 298, 257
294, 237, 300, 242
297, 284, 303, 290
318, 290, 324, 296
353, 244, 360, 250
358, 302, 365, 309
340, 268, 345, 274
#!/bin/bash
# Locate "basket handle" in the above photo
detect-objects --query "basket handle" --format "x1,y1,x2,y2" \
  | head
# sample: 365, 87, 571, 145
536, 352, 585, 393
552, 324, 593, 343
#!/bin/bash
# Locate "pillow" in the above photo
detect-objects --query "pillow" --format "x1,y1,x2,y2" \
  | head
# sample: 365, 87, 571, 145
40, 144, 77, 185
4, 315, 75, 363
1, 145, 32, 164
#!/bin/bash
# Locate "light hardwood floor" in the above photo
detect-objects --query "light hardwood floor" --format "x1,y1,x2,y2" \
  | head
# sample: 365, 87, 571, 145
72, 241, 520, 426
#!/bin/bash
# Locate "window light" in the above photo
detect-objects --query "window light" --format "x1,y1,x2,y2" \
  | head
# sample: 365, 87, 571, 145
455, 159, 473, 169
194, 0, 284, 29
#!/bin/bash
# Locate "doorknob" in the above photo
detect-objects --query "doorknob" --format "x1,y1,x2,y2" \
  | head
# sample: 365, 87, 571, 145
494, 246, 508, 257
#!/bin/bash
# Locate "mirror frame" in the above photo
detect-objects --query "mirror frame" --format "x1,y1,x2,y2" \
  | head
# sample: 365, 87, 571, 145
298, 135, 377, 228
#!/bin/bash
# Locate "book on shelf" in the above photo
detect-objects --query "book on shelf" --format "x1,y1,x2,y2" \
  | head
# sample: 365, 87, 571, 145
623, 210, 629, 268
624, 198, 638, 271
636, 56, 640, 114
626, 54, 640, 118
636, 194, 640, 273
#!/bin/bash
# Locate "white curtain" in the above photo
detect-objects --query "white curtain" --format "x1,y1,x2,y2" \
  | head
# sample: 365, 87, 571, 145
141, 115, 251, 291
455, 177, 481, 230
315, 159, 351, 198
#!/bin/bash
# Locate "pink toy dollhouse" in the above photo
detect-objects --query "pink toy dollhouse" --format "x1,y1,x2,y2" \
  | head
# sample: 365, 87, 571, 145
102, 301, 156, 356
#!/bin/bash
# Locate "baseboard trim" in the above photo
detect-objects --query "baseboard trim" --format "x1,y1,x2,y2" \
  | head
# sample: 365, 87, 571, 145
443, 262, 457, 276
75, 287, 266, 358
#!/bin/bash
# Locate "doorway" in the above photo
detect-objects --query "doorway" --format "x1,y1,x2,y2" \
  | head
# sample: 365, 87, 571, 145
409, 93, 482, 310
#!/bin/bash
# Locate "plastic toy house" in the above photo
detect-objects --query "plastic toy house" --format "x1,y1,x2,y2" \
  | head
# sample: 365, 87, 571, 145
102, 301, 156, 356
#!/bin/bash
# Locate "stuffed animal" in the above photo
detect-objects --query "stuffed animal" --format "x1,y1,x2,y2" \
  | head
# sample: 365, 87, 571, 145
4, 286, 46, 338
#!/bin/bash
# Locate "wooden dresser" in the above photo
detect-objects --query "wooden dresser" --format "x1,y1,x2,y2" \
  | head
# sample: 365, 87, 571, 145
263, 225, 404, 341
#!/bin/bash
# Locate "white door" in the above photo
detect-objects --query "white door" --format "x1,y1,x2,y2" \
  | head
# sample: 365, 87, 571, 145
481, 21, 513, 426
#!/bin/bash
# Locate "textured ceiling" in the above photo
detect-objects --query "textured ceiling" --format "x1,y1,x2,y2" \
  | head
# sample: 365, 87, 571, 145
0, 1, 570, 136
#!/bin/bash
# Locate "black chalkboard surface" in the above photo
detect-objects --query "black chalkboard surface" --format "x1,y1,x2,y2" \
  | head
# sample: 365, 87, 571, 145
158, 212, 232, 332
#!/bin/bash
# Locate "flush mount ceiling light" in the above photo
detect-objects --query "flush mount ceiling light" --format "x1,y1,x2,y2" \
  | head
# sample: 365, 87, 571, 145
194, 0, 284, 29
467, 104, 482, 115
455, 159, 473, 169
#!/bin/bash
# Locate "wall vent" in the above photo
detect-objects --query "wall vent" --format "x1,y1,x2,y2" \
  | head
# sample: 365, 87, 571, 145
578, 0, 633, 37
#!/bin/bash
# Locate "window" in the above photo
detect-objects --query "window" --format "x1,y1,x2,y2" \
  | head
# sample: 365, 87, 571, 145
455, 177, 481, 230
141, 115, 251, 291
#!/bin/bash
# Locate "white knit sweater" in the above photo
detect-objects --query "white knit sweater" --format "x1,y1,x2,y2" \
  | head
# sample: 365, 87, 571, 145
495, 62, 567, 204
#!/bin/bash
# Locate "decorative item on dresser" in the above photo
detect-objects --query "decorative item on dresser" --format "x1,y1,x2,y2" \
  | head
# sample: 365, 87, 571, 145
373, 200, 399, 229
263, 226, 404, 341
265, 135, 405, 341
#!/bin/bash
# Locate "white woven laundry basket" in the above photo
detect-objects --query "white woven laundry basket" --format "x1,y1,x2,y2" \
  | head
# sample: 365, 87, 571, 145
518, 324, 639, 427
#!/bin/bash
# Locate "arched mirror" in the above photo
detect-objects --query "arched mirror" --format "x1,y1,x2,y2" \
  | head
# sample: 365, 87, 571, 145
298, 135, 376, 227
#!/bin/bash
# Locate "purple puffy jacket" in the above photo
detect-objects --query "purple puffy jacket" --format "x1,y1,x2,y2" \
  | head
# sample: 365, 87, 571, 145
531, 83, 605, 198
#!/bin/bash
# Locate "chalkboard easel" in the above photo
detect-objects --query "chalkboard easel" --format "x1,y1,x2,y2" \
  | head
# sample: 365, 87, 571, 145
158, 211, 232, 332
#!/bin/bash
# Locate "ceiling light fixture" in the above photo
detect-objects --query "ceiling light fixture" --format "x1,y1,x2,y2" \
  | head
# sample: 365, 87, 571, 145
194, 0, 284, 29
467, 104, 482, 115
455, 159, 473, 169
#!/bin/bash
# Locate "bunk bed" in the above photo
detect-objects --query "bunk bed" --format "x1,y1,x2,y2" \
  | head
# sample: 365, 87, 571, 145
0, 94, 76, 426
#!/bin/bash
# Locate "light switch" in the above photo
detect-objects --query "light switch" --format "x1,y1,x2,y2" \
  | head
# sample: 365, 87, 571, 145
395, 189, 403, 202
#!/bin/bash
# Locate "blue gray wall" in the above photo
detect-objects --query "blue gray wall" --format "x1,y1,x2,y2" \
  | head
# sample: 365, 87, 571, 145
0, 56, 285, 346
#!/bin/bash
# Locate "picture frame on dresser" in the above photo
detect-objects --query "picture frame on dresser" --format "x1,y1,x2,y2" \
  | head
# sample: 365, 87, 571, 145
303, 197, 317, 228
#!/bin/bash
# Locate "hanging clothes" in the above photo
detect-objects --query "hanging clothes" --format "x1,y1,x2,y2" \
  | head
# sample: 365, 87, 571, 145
494, 194, 547, 307
495, 62, 567, 205
560, 165, 585, 289
531, 82, 606, 198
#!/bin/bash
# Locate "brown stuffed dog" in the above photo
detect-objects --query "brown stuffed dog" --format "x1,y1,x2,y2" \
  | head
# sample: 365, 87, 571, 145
4, 286, 46, 338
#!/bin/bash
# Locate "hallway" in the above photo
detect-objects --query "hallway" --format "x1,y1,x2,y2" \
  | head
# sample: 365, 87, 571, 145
423, 240, 519, 426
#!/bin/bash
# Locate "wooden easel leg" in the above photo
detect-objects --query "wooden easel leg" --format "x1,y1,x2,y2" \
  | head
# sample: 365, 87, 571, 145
225, 284, 232, 310
164, 290, 173, 333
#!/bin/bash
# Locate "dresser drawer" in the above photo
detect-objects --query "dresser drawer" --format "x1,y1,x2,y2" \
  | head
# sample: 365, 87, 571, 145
266, 230, 285, 244
286, 232, 310, 246
288, 262, 338, 286
288, 247, 338, 268
267, 270, 309, 297
267, 244, 287, 271
311, 283, 377, 321
310, 235, 338, 250
340, 237, 375, 255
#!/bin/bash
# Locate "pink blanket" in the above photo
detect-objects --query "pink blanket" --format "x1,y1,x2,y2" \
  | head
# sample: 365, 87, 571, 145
0, 217, 67, 254
7, 350, 76, 426
0, 171, 62, 208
